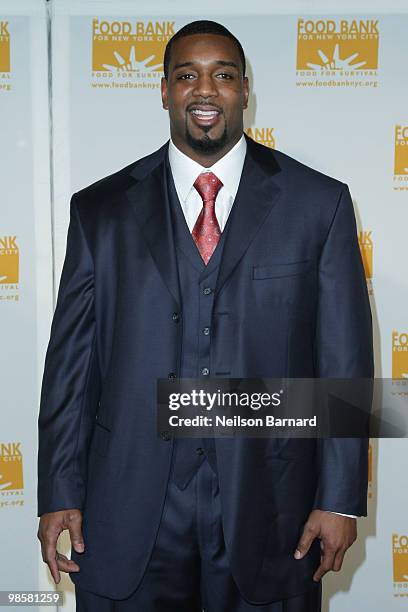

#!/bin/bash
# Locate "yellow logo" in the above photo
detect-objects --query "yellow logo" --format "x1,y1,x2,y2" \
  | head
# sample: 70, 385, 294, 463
394, 125, 408, 175
393, 534, 408, 596
91, 19, 175, 90
0, 21, 11, 92
393, 126, 408, 191
0, 443, 23, 491
358, 230, 373, 279
296, 19, 379, 88
0, 21, 10, 72
297, 18, 379, 70
246, 128, 276, 149
0, 235, 19, 284
392, 331, 408, 380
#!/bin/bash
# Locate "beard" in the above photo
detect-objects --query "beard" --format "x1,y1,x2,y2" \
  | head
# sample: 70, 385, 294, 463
185, 117, 228, 155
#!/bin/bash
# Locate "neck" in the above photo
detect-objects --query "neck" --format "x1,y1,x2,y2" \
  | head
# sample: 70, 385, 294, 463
171, 132, 242, 167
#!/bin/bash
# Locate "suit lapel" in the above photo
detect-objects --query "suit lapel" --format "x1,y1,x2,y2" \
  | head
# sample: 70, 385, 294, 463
125, 145, 181, 308
214, 136, 282, 298
125, 136, 282, 308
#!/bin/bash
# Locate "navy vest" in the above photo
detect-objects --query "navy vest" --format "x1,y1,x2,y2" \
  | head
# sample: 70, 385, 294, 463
166, 158, 231, 490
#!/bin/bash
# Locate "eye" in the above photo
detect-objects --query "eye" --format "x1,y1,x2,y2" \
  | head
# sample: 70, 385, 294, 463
177, 73, 195, 80
216, 73, 233, 79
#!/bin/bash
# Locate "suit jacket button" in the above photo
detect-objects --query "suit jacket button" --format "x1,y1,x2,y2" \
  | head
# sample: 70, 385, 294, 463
160, 430, 171, 441
172, 312, 180, 322
168, 372, 176, 379
196, 447, 204, 455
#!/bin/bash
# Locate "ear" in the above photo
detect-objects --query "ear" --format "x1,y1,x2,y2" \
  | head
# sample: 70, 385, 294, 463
161, 77, 169, 110
242, 76, 249, 110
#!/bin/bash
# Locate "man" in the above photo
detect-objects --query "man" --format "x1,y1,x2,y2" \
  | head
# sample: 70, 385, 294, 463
37, 20, 373, 612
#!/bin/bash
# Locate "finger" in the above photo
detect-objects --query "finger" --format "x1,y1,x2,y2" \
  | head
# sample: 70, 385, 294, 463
37, 528, 49, 563
44, 543, 60, 584
333, 548, 346, 572
294, 524, 318, 559
313, 545, 337, 581
67, 513, 85, 553
56, 552, 80, 573
38, 537, 46, 563
41, 525, 62, 584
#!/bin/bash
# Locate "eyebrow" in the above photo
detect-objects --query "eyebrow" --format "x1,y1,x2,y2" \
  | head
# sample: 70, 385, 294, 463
172, 60, 240, 72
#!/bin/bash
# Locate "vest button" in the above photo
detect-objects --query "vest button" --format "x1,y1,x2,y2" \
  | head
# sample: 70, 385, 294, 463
172, 312, 180, 322
201, 367, 210, 376
196, 447, 204, 455
160, 430, 171, 441
203, 327, 210, 336
203, 287, 212, 295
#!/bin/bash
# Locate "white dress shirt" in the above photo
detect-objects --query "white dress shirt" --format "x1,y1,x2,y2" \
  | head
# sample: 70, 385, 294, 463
168, 134, 246, 233
167, 135, 357, 519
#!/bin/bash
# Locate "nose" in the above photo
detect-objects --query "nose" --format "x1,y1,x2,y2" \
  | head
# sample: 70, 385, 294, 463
192, 73, 218, 98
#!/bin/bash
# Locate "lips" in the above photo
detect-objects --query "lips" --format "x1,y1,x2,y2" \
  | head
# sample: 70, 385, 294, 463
188, 105, 222, 127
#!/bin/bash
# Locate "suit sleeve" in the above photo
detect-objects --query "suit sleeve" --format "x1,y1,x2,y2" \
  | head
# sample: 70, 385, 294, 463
37, 194, 101, 516
312, 183, 374, 517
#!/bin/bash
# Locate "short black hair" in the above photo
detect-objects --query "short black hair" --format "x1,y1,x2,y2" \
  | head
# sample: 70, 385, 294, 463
163, 20, 246, 79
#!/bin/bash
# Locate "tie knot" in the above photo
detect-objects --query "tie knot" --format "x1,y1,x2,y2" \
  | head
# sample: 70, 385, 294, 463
193, 172, 223, 203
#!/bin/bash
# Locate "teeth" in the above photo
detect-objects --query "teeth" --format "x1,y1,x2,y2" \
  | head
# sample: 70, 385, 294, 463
191, 109, 219, 117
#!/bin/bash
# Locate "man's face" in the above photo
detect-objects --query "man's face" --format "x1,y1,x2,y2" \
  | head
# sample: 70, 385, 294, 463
161, 34, 249, 161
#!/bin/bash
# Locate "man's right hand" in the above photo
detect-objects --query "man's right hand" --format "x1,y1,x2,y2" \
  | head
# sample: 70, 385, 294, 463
37, 509, 84, 584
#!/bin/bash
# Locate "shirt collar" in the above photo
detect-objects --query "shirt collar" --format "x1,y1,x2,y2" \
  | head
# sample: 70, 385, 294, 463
168, 134, 247, 202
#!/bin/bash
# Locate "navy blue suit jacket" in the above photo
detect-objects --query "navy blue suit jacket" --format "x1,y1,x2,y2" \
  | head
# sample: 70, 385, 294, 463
37, 135, 373, 602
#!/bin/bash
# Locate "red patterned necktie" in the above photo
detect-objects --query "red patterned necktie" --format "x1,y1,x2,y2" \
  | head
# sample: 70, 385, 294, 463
192, 172, 223, 265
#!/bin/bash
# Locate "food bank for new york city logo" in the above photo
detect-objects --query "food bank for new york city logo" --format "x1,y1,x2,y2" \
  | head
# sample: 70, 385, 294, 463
0, 443, 23, 492
246, 128, 276, 149
394, 125, 408, 175
392, 331, 408, 380
393, 534, 408, 595
0, 236, 19, 284
92, 19, 175, 76
358, 230, 373, 280
296, 18, 379, 72
0, 21, 10, 70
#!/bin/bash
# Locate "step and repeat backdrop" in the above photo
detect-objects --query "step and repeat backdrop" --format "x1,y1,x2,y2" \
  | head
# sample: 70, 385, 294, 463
1, 0, 407, 610
0, 1, 52, 611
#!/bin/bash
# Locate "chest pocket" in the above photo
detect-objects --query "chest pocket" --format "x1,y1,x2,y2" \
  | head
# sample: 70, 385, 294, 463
253, 259, 311, 280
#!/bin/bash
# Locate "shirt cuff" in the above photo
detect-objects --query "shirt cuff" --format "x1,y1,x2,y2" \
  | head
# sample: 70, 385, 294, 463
326, 510, 358, 518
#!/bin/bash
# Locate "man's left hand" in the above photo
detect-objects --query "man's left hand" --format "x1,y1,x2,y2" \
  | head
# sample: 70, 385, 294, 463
294, 509, 357, 581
